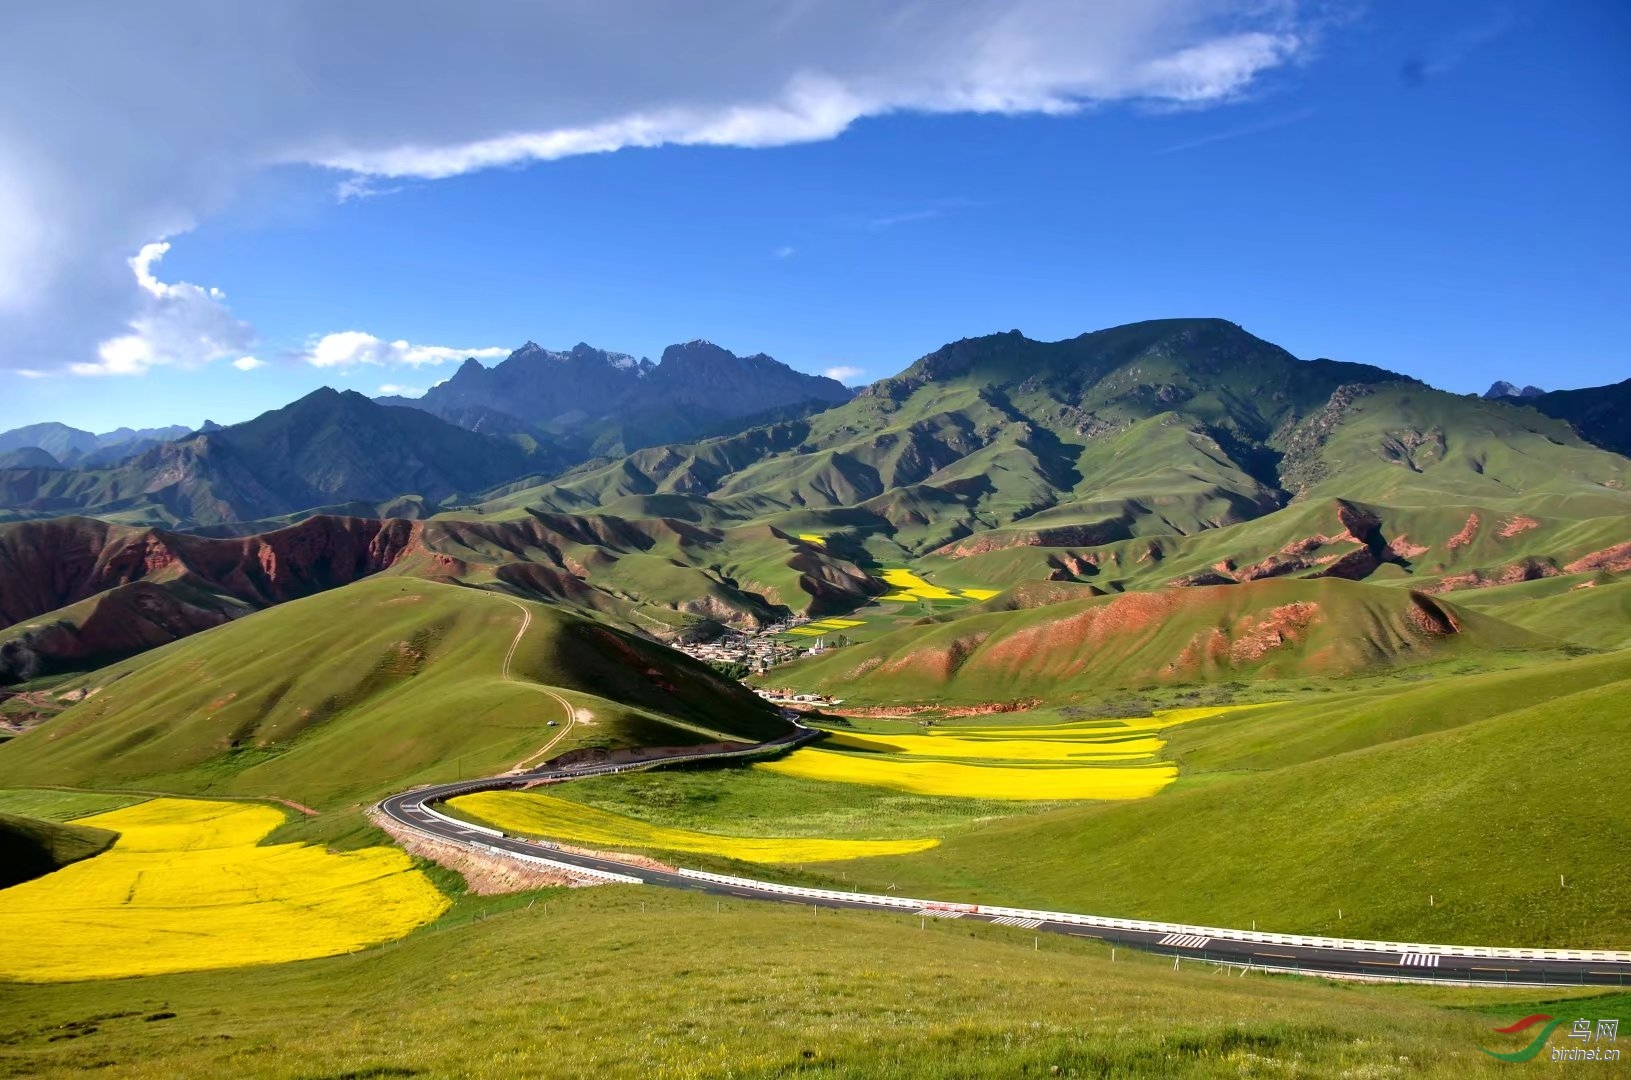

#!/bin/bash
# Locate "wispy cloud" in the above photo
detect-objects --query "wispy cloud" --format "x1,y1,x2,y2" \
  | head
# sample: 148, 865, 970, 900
772, 244, 796, 259
377, 383, 426, 397
866, 197, 979, 230
231, 356, 266, 371
1402, 9, 1519, 86
1153, 106, 1316, 155
824, 364, 866, 384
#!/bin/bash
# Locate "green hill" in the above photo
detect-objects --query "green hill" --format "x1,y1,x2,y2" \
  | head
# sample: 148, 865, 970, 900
811, 650, 1631, 948
762, 576, 1550, 704
0, 577, 787, 808
0, 810, 115, 888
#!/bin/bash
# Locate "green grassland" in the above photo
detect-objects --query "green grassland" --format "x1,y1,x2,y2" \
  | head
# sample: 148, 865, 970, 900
0, 810, 116, 888
545, 762, 1061, 840
815, 652, 1631, 948
1, 884, 1613, 1080
0, 788, 146, 821
1450, 571, 1631, 650
0, 577, 786, 809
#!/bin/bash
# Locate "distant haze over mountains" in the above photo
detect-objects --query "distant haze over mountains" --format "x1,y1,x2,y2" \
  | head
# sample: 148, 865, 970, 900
377, 338, 854, 457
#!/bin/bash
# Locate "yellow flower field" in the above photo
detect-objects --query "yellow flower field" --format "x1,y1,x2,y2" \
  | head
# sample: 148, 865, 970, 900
450, 790, 938, 862
797, 533, 826, 545
760, 749, 1176, 800
0, 798, 449, 982
879, 568, 960, 601
825, 730, 1163, 762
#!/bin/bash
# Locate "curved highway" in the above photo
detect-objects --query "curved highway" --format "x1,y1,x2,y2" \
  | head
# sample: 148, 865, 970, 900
379, 727, 1631, 989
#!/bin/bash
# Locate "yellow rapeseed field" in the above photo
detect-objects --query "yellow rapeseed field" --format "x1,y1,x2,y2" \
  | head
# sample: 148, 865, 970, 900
959, 588, 1001, 601
451, 790, 938, 862
879, 568, 960, 601
759, 749, 1177, 800
0, 797, 448, 982
825, 730, 1162, 762
982, 703, 1273, 738
796, 533, 826, 545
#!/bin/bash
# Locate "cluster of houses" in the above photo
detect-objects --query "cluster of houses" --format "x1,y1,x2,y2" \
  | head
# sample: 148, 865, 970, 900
673, 617, 828, 675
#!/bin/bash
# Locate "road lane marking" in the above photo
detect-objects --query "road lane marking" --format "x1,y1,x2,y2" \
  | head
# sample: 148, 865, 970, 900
1158, 933, 1211, 949
1399, 952, 1441, 967
1253, 952, 1298, 959
988, 916, 1044, 929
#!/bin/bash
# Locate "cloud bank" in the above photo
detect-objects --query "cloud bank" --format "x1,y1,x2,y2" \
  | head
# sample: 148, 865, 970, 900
0, 1, 1312, 375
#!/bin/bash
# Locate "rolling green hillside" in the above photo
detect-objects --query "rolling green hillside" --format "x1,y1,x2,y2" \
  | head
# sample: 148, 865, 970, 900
0, 810, 115, 888
817, 651, 1631, 947
0, 578, 787, 808
762, 576, 1549, 704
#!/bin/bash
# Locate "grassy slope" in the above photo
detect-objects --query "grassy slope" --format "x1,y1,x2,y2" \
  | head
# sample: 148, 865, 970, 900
0, 577, 786, 809
0, 886, 1596, 1080
0, 789, 146, 822
0, 811, 115, 889
1450, 571, 1631, 650
821, 653, 1631, 948
763, 576, 1552, 703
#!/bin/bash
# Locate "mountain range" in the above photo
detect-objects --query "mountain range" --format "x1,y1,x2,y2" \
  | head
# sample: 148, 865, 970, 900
1, 317, 1627, 683
378, 338, 854, 456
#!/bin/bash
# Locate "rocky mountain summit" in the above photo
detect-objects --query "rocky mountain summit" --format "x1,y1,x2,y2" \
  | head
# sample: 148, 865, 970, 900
381, 338, 853, 455
1484, 381, 1545, 400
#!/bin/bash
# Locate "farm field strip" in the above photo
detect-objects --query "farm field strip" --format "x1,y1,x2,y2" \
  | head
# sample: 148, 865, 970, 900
0, 797, 449, 981
759, 750, 1178, 800
757, 706, 1275, 801
449, 789, 940, 862
824, 730, 1164, 761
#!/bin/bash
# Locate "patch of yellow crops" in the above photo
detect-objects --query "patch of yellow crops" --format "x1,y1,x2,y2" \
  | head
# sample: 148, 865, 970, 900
0, 798, 448, 982
810, 618, 865, 629
797, 533, 826, 545
980, 703, 1275, 738
960, 588, 1001, 601
879, 568, 960, 600
785, 627, 827, 636
760, 749, 1176, 800
826, 730, 1161, 762
451, 790, 937, 862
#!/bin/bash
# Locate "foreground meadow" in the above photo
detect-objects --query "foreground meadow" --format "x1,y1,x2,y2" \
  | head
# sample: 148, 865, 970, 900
2, 885, 1613, 1079
0, 797, 448, 981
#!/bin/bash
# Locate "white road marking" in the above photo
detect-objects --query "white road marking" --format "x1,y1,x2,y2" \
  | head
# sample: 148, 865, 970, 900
1399, 952, 1441, 967
916, 908, 965, 919
1158, 933, 1212, 949
989, 916, 1044, 929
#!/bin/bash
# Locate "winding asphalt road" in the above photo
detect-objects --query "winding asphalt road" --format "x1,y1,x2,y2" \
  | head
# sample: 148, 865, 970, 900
379, 730, 1631, 989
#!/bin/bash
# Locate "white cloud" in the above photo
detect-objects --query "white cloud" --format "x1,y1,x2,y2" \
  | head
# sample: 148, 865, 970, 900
70, 243, 255, 377
377, 383, 427, 397
0, 1, 1314, 373
232, 356, 267, 371
824, 365, 866, 384
304, 331, 508, 369
772, 245, 796, 259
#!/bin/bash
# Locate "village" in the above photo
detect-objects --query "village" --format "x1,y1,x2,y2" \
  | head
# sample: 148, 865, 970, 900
671, 617, 845, 708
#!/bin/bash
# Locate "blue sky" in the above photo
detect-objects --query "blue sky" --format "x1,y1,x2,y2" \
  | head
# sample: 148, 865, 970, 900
3, 1, 1627, 433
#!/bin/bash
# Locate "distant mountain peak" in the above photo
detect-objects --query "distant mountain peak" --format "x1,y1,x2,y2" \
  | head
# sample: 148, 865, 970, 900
1485, 380, 1545, 400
